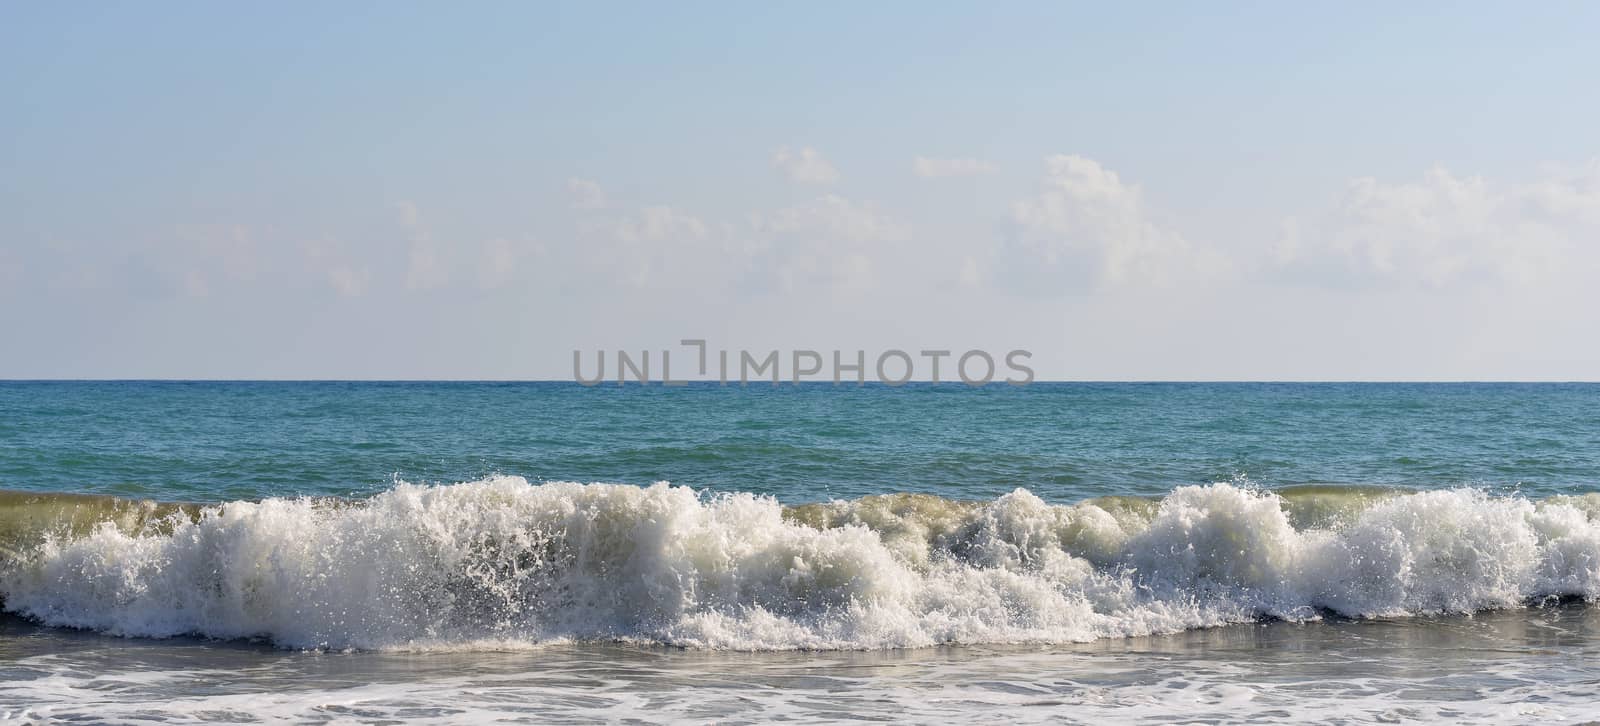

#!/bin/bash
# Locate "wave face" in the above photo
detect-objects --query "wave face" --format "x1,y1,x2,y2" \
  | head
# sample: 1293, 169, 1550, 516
3, 478, 1600, 651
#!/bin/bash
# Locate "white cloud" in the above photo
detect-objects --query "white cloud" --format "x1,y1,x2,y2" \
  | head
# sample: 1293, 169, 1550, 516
1276, 162, 1600, 287
615, 205, 709, 244
747, 194, 908, 292
396, 201, 450, 291
571, 191, 907, 294
1009, 154, 1218, 287
771, 146, 839, 184
566, 178, 607, 210
750, 194, 907, 243
913, 156, 997, 178
302, 235, 371, 297
573, 205, 718, 289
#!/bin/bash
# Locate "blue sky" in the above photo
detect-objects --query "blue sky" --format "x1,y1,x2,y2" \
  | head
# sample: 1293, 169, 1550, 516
3, 2, 1598, 379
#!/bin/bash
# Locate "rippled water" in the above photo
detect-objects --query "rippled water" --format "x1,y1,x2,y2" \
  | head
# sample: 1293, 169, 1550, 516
6, 605, 1599, 724
2, 381, 1598, 502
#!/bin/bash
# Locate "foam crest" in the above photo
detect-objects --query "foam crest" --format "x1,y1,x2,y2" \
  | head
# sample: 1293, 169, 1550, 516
2, 478, 1599, 650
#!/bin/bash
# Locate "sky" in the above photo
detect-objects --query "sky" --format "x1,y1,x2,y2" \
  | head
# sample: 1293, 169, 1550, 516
2, 1, 1598, 380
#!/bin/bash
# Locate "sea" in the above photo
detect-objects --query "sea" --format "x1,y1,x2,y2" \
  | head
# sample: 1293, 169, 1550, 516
2, 381, 1599, 724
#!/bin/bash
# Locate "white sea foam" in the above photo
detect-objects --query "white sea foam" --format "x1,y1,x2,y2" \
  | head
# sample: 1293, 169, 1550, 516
5, 641, 1595, 725
3, 478, 1599, 651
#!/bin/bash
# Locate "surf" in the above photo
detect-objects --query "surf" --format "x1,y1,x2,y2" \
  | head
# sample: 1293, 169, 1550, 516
2, 477, 1598, 651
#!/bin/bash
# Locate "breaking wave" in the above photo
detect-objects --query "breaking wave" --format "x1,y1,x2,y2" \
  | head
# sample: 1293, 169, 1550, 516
3, 478, 1600, 651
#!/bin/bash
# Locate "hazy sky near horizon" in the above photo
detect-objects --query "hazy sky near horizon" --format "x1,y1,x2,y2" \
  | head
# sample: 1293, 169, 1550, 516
3, 2, 1599, 380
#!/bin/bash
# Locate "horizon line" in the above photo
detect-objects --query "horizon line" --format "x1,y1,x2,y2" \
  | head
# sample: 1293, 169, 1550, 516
3, 378, 1599, 385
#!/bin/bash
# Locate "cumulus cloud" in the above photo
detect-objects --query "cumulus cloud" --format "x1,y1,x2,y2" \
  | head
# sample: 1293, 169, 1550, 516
566, 178, 607, 210
1008, 154, 1219, 288
913, 156, 997, 178
771, 146, 840, 184
1276, 162, 1600, 287
570, 190, 909, 294
747, 194, 908, 292
614, 205, 709, 244
574, 205, 720, 288
750, 194, 907, 243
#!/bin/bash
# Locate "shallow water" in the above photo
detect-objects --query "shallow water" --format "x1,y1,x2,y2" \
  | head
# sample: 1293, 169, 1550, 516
5, 605, 1599, 724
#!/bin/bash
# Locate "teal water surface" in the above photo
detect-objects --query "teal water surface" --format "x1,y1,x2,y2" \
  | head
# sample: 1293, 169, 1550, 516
1, 381, 1597, 503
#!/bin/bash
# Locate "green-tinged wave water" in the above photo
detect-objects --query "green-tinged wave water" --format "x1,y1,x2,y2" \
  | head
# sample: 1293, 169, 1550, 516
0, 490, 199, 561
0, 483, 1458, 562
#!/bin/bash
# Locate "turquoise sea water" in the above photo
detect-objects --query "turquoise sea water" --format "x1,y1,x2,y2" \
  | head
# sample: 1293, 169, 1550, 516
4, 381, 1600, 723
3, 381, 1597, 502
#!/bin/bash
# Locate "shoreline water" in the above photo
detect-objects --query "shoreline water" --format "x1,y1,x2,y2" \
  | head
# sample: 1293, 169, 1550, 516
6, 603, 1597, 723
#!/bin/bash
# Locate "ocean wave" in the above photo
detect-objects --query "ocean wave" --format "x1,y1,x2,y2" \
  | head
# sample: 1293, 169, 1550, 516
2, 478, 1599, 651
